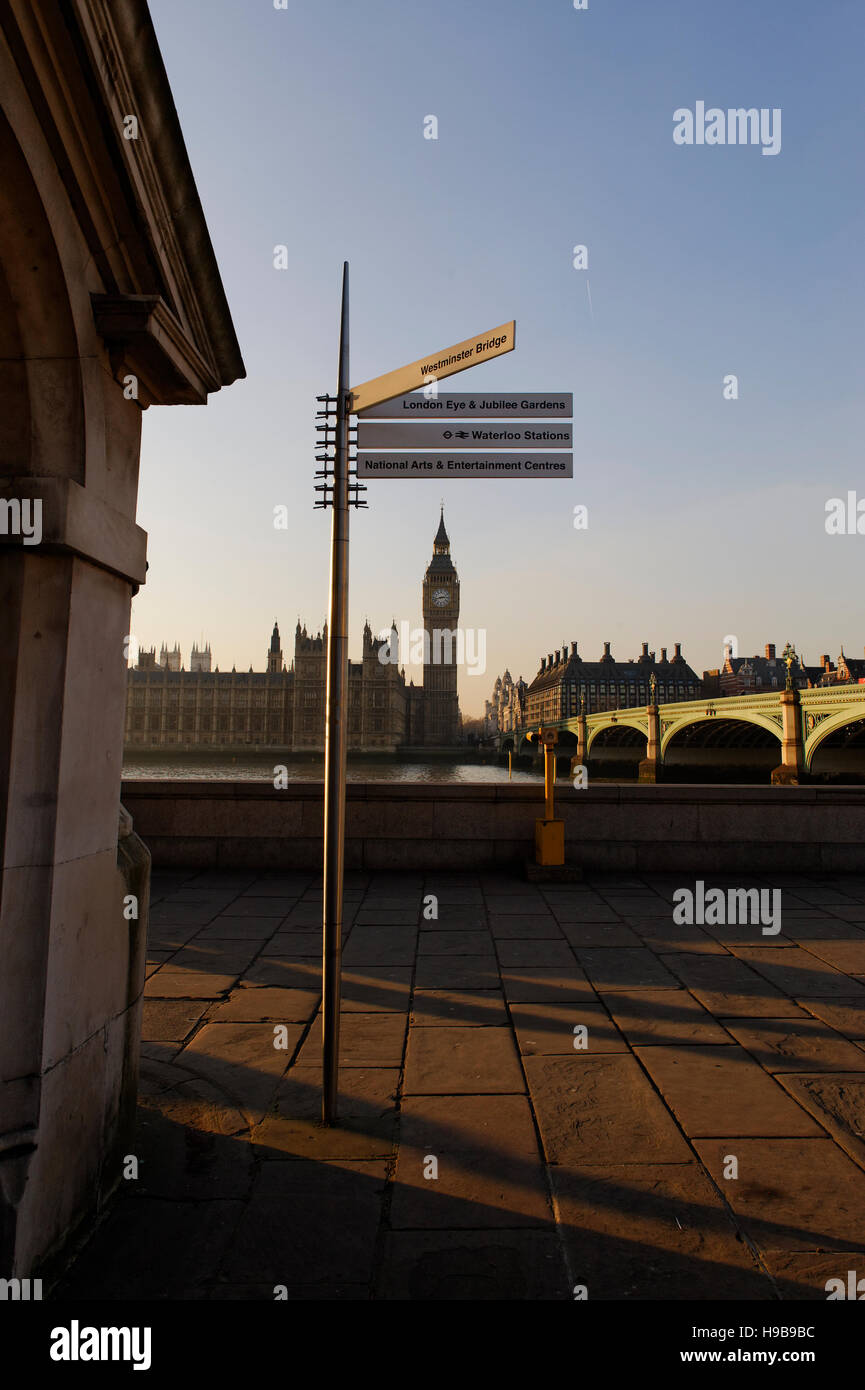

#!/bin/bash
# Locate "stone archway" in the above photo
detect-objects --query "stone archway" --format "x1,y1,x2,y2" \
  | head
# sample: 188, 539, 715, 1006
0, 2, 243, 1281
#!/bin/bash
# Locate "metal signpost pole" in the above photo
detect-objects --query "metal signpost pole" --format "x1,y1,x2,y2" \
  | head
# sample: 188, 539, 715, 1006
321, 262, 350, 1125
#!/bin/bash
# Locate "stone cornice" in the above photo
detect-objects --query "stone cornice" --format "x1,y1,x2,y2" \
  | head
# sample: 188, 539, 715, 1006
0, 476, 147, 584
92, 293, 218, 405
1, 0, 244, 400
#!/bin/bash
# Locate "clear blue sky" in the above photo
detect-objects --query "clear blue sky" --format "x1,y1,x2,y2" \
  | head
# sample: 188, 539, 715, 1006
134, 0, 864, 714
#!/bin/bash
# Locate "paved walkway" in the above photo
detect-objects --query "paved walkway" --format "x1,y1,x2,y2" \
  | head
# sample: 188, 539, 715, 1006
58, 869, 865, 1300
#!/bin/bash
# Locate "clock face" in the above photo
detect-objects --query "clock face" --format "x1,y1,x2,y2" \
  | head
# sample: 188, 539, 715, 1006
432, 588, 450, 607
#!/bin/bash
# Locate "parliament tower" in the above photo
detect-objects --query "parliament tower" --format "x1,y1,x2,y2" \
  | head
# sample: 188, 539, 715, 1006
422, 508, 461, 745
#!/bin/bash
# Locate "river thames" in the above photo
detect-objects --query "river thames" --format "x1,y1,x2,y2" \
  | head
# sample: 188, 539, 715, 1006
121, 754, 547, 784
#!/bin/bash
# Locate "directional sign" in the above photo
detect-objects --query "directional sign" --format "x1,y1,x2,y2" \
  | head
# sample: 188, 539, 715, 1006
350, 321, 515, 414
357, 453, 573, 479
358, 421, 573, 450
357, 391, 573, 419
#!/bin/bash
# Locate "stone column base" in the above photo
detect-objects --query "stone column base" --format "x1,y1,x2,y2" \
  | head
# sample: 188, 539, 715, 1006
771, 764, 801, 785
638, 759, 662, 783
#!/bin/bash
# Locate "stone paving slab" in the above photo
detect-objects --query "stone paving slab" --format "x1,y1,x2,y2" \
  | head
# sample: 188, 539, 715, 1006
730, 945, 865, 999
761, 1250, 865, 1299
500, 966, 592, 1003
149, 903, 225, 926
403, 1026, 525, 1095
147, 925, 204, 951
561, 923, 645, 949
130, 1105, 256, 1201
546, 904, 621, 924
799, 939, 865, 973
54, 1198, 246, 1300
417, 908, 487, 929
524, 1055, 693, 1164
573, 947, 680, 990
297, 1013, 407, 1068
389, 1094, 552, 1229
551, 1163, 773, 1301
660, 952, 807, 1016
488, 915, 563, 939
342, 926, 419, 966
416, 930, 494, 955
196, 918, 283, 940
599, 989, 730, 1046
720, 1018, 865, 1073
260, 933, 322, 956
797, 997, 865, 1039
496, 939, 578, 968
376, 1229, 569, 1300
633, 1044, 824, 1138
182, 1022, 301, 1123
414, 956, 502, 990
142, 999, 210, 1042
172, 943, 262, 974
693, 1138, 865, 1251
340, 967, 413, 1013
772, 1073, 865, 1170
221, 1159, 387, 1288
253, 1066, 399, 1159
510, 1001, 629, 1055
243, 958, 323, 990
208, 984, 320, 1023
484, 894, 553, 915
217, 898, 290, 918
783, 919, 865, 939
410, 990, 508, 1027
354, 908, 420, 926
145, 968, 240, 999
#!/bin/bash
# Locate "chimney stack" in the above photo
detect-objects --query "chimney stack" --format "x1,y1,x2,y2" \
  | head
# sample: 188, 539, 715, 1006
571, 641, 578, 656
765, 643, 776, 660
660, 647, 668, 662
674, 642, 682, 660
642, 641, 649, 657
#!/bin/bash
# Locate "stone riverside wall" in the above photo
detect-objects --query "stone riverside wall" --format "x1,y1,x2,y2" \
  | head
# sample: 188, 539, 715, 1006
121, 781, 865, 873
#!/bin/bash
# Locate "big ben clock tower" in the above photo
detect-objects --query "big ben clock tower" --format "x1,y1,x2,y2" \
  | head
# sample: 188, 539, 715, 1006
422, 508, 461, 745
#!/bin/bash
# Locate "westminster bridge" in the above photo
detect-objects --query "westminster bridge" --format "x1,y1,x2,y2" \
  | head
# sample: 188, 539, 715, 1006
495, 684, 865, 781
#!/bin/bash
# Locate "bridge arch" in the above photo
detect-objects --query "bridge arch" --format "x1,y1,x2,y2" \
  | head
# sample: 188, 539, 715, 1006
805, 709, 865, 771
586, 718, 647, 754
660, 712, 782, 758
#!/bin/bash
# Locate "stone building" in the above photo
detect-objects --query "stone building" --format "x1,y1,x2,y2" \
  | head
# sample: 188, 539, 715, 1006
126, 619, 409, 753
485, 671, 528, 737
716, 643, 809, 696
125, 513, 464, 754
526, 640, 702, 724
0, 0, 243, 1280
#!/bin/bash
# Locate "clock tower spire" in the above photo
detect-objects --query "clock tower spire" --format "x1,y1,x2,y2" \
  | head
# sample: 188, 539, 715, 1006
422, 508, 461, 745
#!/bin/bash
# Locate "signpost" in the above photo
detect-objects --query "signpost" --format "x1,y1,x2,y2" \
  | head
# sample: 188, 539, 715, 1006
357, 453, 573, 478
358, 421, 573, 449
350, 321, 515, 414
317, 275, 569, 1125
357, 391, 572, 419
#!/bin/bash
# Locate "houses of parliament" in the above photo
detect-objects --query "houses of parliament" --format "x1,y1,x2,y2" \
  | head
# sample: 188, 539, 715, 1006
125, 513, 462, 753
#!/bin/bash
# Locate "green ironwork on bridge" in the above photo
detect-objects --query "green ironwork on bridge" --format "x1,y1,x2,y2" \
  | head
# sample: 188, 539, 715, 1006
495, 684, 865, 779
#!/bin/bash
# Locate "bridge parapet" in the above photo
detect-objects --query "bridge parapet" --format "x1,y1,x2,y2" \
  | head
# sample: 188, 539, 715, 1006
495, 685, 865, 778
